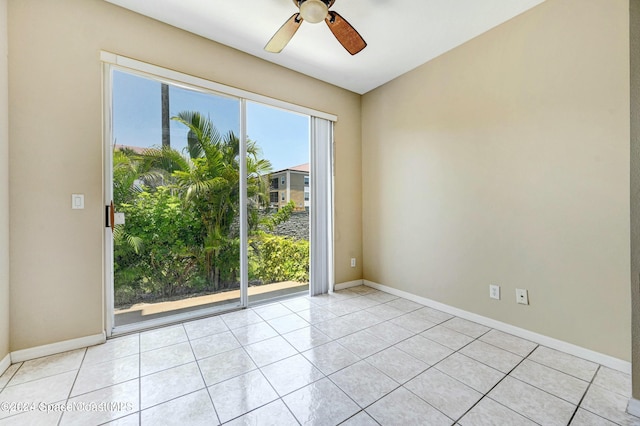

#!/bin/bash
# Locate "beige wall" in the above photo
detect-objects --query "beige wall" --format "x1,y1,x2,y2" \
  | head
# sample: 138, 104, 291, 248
630, 0, 640, 398
8, 0, 362, 350
362, 0, 631, 360
0, 0, 9, 361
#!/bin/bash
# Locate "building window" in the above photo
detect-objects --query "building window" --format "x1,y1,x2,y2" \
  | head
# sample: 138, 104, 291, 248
270, 192, 278, 203
281, 192, 285, 201
304, 176, 309, 186
281, 176, 286, 185
270, 178, 278, 190
304, 193, 309, 201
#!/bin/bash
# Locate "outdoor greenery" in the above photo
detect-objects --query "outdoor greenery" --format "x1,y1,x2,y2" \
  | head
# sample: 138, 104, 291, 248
250, 233, 310, 284
113, 111, 309, 307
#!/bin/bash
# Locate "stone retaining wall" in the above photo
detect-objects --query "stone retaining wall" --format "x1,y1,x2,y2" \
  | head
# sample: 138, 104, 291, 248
271, 211, 309, 240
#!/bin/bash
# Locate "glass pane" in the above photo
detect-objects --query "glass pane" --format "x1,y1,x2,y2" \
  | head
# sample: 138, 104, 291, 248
246, 101, 310, 303
111, 70, 242, 327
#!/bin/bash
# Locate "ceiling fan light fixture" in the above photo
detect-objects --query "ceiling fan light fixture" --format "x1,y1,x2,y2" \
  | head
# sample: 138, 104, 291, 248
299, 0, 328, 24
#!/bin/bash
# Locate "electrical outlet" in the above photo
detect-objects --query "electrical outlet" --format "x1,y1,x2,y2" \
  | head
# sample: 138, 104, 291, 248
350, 258, 356, 268
516, 289, 529, 305
489, 285, 500, 300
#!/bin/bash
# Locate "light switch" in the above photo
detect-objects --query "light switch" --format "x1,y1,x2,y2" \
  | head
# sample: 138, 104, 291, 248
71, 194, 84, 209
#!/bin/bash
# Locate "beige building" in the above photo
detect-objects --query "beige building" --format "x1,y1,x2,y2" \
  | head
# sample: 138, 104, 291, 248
269, 163, 310, 211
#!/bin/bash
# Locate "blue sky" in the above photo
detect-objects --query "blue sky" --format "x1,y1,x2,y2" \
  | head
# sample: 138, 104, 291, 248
112, 70, 309, 172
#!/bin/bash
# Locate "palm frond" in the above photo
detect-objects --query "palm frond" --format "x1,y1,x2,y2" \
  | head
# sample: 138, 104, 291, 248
183, 176, 229, 201
172, 111, 223, 159
139, 146, 190, 175
113, 225, 144, 254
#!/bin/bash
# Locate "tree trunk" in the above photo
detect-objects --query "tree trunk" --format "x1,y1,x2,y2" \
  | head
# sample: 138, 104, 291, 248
214, 267, 220, 291
206, 251, 217, 291
161, 83, 170, 148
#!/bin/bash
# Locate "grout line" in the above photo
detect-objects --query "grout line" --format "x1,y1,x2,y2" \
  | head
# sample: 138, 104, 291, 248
135, 388, 210, 420
257, 369, 300, 425
185, 323, 222, 425
565, 365, 607, 425
64, 347, 87, 397
337, 410, 382, 425
471, 350, 602, 425
524, 351, 598, 383
0, 361, 22, 391
398, 372, 458, 423
324, 367, 393, 421
451, 349, 533, 424
504, 363, 594, 407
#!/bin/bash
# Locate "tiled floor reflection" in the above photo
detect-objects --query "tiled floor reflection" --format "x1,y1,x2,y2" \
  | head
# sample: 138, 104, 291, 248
0, 286, 636, 425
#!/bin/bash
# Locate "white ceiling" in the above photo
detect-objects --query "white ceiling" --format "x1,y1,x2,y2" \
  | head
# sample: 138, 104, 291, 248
105, 0, 545, 94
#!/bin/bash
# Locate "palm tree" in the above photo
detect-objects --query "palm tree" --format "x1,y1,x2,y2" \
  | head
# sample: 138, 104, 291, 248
142, 111, 272, 290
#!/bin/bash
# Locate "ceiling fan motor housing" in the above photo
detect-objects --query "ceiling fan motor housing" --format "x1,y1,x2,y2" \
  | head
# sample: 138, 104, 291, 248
294, 0, 333, 7
297, 0, 331, 24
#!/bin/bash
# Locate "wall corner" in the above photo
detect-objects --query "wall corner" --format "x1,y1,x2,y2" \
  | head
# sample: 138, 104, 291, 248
0, 0, 11, 363
630, 0, 640, 400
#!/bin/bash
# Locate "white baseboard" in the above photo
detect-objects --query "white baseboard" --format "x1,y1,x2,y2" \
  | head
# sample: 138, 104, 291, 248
364, 280, 631, 374
627, 398, 640, 418
10, 332, 106, 363
0, 353, 10, 377
334, 280, 364, 291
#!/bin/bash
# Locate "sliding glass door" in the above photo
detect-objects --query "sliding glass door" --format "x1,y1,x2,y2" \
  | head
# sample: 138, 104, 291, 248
109, 70, 244, 330
246, 101, 311, 303
103, 54, 335, 335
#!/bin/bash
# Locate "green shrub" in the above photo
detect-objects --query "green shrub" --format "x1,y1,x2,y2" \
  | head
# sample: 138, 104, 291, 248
251, 233, 309, 283
114, 186, 204, 301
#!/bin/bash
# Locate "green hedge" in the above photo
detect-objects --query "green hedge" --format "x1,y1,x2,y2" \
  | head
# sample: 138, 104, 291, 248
114, 187, 204, 304
114, 193, 309, 306
250, 233, 309, 284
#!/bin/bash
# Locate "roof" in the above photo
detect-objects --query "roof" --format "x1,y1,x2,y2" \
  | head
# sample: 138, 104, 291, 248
272, 163, 309, 174
114, 144, 146, 154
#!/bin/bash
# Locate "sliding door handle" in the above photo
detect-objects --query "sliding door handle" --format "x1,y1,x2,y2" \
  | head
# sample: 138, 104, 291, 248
110, 201, 115, 232
106, 201, 115, 231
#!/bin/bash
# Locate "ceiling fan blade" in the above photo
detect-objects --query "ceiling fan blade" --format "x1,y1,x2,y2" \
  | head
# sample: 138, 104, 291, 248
265, 13, 303, 53
324, 11, 367, 55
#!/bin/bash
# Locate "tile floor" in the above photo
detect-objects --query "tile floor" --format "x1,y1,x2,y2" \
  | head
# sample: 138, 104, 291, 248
0, 285, 636, 425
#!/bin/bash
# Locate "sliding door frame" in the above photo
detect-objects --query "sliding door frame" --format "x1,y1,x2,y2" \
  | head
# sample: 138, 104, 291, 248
101, 52, 336, 337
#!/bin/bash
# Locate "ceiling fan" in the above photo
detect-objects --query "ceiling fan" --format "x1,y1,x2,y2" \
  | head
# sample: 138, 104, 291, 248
265, 0, 367, 55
